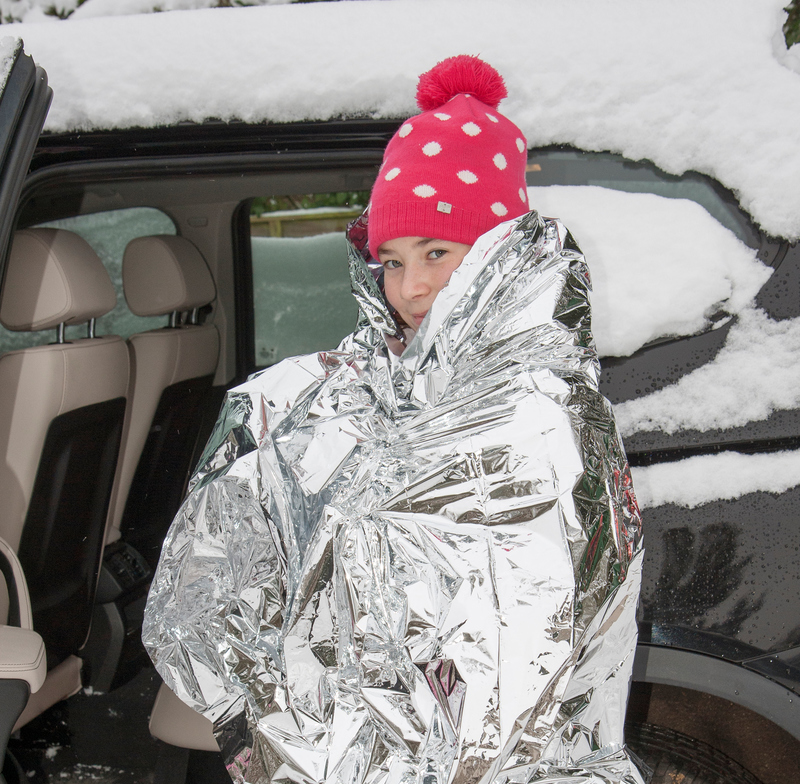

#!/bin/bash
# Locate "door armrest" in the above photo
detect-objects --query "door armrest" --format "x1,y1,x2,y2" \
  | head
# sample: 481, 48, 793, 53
0, 625, 45, 692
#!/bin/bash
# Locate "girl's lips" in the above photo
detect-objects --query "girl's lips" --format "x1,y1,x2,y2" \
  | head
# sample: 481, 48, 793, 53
411, 311, 428, 325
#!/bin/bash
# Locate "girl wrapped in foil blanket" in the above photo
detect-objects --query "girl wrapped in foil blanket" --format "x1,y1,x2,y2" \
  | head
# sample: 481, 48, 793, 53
143, 56, 645, 784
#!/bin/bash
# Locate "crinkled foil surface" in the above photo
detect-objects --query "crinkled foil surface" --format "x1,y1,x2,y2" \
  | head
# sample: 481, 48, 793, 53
143, 211, 645, 784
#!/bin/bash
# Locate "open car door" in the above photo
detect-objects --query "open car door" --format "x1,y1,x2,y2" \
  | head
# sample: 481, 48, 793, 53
0, 38, 51, 784
0, 40, 51, 276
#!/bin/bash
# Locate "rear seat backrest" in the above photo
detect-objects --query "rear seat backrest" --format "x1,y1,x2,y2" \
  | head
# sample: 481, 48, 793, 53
0, 227, 129, 667
106, 235, 219, 568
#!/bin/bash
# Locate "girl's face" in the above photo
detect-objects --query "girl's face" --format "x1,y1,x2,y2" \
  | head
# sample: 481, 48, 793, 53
377, 237, 472, 332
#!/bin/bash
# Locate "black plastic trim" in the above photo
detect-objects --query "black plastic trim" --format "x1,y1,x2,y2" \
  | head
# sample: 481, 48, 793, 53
31, 118, 401, 170
0, 43, 34, 163
22, 148, 385, 192
232, 200, 255, 382
18, 395, 126, 661
120, 375, 215, 570
627, 435, 800, 467
0, 54, 51, 286
0, 679, 30, 769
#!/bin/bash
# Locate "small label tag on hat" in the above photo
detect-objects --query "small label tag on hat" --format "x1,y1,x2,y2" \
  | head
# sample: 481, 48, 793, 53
437, 201, 452, 214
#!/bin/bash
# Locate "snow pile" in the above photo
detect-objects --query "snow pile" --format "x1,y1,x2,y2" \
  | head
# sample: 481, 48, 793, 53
785, 44, 800, 72
774, 26, 800, 73
631, 449, 800, 509
528, 186, 770, 357
6, 0, 800, 239
616, 307, 800, 435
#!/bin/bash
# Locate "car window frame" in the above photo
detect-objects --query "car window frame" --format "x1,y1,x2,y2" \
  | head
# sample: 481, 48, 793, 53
0, 43, 51, 288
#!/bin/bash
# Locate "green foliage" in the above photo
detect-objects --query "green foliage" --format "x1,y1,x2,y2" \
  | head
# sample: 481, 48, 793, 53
251, 191, 369, 216
786, 0, 800, 47
44, 4, 74, 18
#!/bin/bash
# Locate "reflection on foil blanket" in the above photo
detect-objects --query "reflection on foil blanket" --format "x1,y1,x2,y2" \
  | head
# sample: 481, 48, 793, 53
143, 211, 645, 784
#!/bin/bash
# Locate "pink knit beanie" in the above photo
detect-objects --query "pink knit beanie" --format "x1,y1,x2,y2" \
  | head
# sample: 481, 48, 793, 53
368, 56, 529, 260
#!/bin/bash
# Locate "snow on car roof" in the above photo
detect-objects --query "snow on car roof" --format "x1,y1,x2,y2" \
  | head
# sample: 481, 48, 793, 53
5, 0, 800, 241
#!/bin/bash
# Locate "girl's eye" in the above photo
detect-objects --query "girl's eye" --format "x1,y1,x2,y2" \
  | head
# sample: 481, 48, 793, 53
383, 258, 401, 269
429, 248, 447, 259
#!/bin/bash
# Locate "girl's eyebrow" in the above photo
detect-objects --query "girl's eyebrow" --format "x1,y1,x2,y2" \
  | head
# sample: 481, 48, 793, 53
378, 238, 439, 257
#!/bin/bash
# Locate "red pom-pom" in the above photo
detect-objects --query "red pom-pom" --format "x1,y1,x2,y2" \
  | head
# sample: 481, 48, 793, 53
416, 55, 507, 111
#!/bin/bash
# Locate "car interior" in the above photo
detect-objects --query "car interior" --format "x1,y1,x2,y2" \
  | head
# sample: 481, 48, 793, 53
0, 154, 383, 781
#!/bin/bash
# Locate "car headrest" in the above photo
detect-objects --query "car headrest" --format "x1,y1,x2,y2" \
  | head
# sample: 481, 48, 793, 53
0, 228, 117, 333
123, 235, 216, 318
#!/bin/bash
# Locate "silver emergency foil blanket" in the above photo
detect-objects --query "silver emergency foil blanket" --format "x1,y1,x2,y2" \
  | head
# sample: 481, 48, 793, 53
143, 210, 645, 784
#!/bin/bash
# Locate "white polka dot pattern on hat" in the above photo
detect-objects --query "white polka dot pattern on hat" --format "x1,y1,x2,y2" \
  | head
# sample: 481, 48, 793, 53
369, 83, 531, 256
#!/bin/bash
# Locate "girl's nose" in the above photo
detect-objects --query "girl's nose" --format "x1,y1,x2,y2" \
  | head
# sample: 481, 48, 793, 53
401, 264, 430, 300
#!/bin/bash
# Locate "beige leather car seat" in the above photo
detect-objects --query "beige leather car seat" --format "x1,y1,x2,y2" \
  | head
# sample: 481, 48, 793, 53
149, 680, 218, 751
147, 678, 220, 783
105, 235, 219, 567
0, 227, 129, 722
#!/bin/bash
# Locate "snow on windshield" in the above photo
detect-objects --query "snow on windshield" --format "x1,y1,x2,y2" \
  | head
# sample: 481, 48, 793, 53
527, 186, 771, 357
6, 0, 800, 241
529, 185, 799, 507
617, 307, 800, 434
